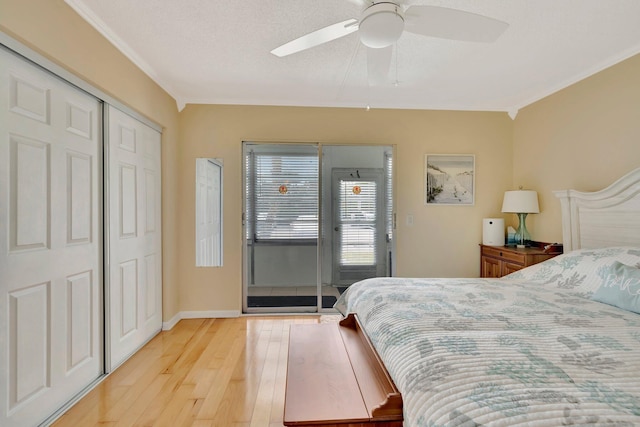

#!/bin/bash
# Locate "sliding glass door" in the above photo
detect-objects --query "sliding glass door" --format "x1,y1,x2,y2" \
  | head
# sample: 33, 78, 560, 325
243, 143, 320, 312
243, 143, 394, 313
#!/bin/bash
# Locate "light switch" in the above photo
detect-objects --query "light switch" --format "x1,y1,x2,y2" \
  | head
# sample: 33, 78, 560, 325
406, 214, 414, 226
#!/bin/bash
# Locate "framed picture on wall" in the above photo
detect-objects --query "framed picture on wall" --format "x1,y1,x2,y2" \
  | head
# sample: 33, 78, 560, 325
425, 154, 475, 205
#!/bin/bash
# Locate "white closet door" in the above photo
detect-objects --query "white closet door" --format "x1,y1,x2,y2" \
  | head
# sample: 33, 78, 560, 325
106, 105, 162, 370
0, 48, 102, 426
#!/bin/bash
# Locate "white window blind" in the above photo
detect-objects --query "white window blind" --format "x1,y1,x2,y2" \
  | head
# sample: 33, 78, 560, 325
385, 152, 393, 243
249, 152, 318, 241
338, 180, 377, 265
245, 152, 253, 240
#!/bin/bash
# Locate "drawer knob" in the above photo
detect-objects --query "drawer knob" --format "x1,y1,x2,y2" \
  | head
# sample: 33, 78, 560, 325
499, 252, 503, 256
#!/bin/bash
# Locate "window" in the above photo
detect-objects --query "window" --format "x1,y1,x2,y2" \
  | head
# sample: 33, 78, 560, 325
246, 151, 318, 241
338, 180, 377, 265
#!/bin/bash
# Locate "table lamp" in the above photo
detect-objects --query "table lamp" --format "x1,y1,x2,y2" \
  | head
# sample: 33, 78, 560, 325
502, 190, 540, 248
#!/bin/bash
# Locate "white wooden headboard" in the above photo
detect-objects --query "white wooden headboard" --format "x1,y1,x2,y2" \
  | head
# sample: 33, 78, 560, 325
554, 168, 640, 252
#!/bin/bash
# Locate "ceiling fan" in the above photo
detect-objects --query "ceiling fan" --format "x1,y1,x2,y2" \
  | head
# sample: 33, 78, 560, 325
271, 1, 508, 85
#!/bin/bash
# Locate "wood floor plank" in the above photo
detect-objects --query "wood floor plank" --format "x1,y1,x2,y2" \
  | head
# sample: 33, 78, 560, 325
270, 319, 292, 424
100, 358, 172, 422
112, 374, 172, 427
197, 320, 248, 419
249, 319, 283, 427
52, 383, 128, 426
183, 319, 226, 387
211, 379, 254, 427
52, 315, 332, 427
133, 356, 204, 424
153, 383, 196, 427
212, 332, 268, 425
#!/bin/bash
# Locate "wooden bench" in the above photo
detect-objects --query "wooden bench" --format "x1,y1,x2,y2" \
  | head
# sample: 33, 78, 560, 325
284, 314, 403, 427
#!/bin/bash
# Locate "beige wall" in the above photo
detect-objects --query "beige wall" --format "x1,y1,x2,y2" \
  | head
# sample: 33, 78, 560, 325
513, 53, 640, 243
179, 105, 513, 312
1, 0, 181, 321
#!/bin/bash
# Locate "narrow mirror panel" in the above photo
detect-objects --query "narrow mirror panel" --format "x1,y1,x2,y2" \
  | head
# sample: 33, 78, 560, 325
195, 158, 223, 267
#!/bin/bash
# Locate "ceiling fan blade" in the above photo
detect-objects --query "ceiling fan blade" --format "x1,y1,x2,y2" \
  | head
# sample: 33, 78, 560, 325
271, 19, 359, 57
404, 5, 508, 43
367, 46, 392, 86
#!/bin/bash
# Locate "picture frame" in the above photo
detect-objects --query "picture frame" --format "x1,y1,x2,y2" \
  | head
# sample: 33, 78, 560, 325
425, 154, 475, 205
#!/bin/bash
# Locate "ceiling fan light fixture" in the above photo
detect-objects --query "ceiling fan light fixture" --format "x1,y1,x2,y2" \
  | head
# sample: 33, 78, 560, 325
358, 2, 404, 49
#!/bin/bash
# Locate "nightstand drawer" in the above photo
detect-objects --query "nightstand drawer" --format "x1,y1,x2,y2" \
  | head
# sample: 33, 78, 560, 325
479, 244, 561, 278
481, 246, 526, 265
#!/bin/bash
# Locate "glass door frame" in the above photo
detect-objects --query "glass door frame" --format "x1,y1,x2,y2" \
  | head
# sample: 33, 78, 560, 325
242, 142, 396, 314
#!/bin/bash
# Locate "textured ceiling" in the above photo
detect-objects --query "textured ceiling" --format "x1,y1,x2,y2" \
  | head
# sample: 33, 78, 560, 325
65, 0, 640, 115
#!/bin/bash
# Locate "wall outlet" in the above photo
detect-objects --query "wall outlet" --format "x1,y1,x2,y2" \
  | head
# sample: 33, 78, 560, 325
406, 214, 414, 226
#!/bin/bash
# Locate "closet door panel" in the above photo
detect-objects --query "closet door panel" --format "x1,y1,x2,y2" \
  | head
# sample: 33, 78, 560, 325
0, 48, 102, 426
10, 135, 49, 250
67, 151, 93, 244
107, 105, 162, 370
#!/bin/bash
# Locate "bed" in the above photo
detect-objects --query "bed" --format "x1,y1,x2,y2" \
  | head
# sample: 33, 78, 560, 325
334, 168, 640, 426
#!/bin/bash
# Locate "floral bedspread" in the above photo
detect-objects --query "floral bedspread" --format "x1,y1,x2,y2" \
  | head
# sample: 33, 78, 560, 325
334, 247, 640, 426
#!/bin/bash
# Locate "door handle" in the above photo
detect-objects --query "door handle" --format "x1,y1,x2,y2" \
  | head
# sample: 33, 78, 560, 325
334, 227, 340, 231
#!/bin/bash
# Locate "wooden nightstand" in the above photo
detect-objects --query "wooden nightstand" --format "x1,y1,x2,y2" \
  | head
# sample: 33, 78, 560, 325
480, 243, 562, 278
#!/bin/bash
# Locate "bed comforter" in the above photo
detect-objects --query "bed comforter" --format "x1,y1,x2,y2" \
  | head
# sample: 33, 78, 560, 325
334, 247, 640, 426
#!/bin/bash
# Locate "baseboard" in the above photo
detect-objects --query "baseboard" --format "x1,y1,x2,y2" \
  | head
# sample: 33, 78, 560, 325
162, 310, 241, 330
181, 310, 241, 319
162, 312, 182, 331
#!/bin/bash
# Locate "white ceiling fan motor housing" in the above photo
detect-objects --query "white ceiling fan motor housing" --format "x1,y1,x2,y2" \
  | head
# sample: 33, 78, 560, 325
358, 2, 405, 48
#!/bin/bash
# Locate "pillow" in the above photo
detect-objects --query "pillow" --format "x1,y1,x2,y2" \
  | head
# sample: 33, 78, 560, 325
591, 261, 640, 314
505, 247, 640, 293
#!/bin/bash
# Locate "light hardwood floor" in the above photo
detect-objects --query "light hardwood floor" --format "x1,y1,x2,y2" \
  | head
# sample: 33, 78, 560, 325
53, 316, 340, 427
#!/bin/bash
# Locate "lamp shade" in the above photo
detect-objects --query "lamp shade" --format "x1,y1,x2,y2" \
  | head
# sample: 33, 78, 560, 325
502, 190, 540, 214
